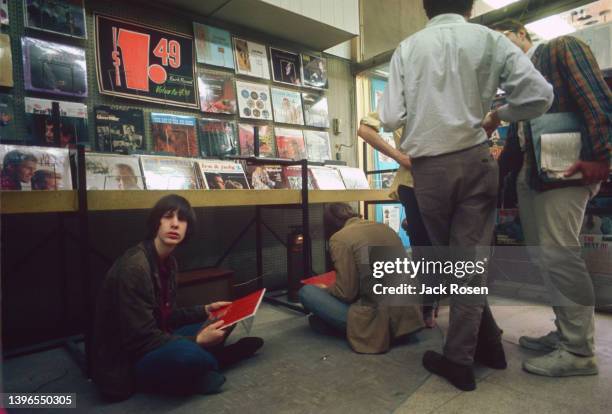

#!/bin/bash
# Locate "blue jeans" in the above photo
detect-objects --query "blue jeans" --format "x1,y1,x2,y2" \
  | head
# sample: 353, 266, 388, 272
134, 323, 219, 395
299, 285, 349, 332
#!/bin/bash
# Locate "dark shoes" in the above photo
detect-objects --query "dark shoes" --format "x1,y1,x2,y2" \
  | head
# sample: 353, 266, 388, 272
213, 337, 264, 369
422, 351, 476, 391
474, 340, 507, 370
196, 371, 226, 395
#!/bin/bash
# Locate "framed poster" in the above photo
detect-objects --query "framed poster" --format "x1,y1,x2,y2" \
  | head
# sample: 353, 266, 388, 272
233, 37, 270, 80
301, 53, 328, 89
235, 80, 272, 121
0, 33, 12, 87
151, 113, 198, 157
193, 23, 234, 69
271, 88, 304, 125
94, 106, 145, 153
24, 0, 87, 39
302, 93, 329, 128
22, 37, 87, 97
270, 47, 302, 86
95, 13, 199, 109
197, 69, 236, 114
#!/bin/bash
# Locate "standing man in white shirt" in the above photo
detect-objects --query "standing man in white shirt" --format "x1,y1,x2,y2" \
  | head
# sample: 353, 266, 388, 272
379, 0, 554, 391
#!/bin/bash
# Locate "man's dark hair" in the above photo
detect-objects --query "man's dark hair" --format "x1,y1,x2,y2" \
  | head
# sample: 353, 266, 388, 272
490, 19, 532, 42
146, 194, 196, 242
422, 0, 474, 19
324, 203, 360, 239
1, 150, 37, 174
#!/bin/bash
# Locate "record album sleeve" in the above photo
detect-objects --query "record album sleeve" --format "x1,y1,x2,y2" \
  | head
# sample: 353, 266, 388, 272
304, 130, 332, 162
25, 97, 88, 147
195, 159, 249, 190
333, 166, 370, 190
233, 37, 270, 80
85, 152, 144, 190
0, 33, 13, 87
238, 123, 276, 158
271, 88, 304, 125
270, 47, 302, 86
1, 0, 9, 25
94, 106, 145, 153
282, 165, 314, 190
308, 166, 346, 190
24, 0, 87, 38
197, 118, 238, 157
235, 80, 273, 121
0, 94, 16, 142
302, 93, 329, 128
0, 144, 72, 190
301, 53, 328, 89
151, 113, 199, 157
197, 69, 236, 114
139, 154, 199, 190
275, 128, 306, 160
193, 23, 234, 69
246, 164, 285, 189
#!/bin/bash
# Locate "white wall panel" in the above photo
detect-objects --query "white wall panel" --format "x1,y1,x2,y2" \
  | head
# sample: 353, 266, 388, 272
262, 0, 359, 34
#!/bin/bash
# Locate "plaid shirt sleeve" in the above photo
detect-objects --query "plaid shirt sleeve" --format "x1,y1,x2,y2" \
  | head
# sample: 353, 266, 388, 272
556, 36, 612, 162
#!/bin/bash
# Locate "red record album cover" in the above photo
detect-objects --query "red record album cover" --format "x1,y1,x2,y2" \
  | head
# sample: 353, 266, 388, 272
301, 271, 336, 287
209, 288, 266, 329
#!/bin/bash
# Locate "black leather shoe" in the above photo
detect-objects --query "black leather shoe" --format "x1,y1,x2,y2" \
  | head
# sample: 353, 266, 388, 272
213, 337, 264, 369
474, 340, 507, 369
422, 350, 476, 391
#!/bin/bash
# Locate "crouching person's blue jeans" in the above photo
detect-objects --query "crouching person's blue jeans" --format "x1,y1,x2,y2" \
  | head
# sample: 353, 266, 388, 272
134, 323, 219, 395
299, 285, 349, 332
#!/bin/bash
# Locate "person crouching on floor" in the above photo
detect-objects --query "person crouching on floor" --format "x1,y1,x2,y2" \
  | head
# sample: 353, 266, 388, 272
93, 194, 263, 401
299, 203, 424, 353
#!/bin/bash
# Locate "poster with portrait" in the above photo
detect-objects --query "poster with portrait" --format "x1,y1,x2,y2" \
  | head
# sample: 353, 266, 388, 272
270, 47, 302, 86
302, 93, 329, 128
235, 80, 273, 121
238, 123, 275, 158
24, 0, 87, 39
0, 33, 13, 87
197, 69, 236, 114
0, 144, 72, 190
0, 94, 16, 142
85, 153, 144, 190
301, 54, 328, 89
24, 97, 88, 147
151, 113, 198, 157
139, 155, 199, 190
275, 127, 306, 160
22, 37, 87, 97
193, 23, 234, 69
1, 0, 9, 25
233, 37, 270, 80
271, 88, 304, 125
95, 14, 199, 109
304, 130, 332, 162
94, 106, 145, 153
196, 159, 249, 190
197, 118, 238, 157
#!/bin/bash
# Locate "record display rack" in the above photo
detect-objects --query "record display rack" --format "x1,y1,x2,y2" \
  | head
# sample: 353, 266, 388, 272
361, 140, 399, 219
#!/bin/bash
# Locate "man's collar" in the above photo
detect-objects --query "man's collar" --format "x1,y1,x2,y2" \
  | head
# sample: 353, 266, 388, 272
344, 217, 362, 228
427, 14, 467, 27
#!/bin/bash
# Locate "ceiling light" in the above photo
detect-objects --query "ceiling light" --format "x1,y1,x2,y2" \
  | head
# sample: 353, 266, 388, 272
483, 0, 520, 8
525, 15, 576, 40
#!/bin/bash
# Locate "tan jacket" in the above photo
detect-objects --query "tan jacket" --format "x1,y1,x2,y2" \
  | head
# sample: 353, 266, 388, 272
328, 218, 423, 353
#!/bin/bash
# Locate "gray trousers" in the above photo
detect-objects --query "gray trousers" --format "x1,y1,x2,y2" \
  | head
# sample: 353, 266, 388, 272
412, 143, 501, 365
517, 165, 599, 357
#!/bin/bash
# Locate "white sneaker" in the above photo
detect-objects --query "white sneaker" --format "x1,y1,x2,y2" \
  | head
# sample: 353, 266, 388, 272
523, 349, 598, 377
519, 331, 560, 352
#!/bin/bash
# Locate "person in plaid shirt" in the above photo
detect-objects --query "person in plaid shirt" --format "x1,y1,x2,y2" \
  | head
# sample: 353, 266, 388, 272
493, 19, 612, 378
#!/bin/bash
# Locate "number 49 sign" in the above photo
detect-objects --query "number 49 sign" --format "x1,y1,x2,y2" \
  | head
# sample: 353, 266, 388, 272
95, 14, 199, 109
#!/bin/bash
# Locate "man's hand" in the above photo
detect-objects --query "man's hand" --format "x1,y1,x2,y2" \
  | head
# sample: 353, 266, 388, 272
314, 283, 328, 289
205, 301, 232, 318
396, 153, 413, 170
564, 160, 610, 185
482, 110, 501, 138
196, 320, 226, 347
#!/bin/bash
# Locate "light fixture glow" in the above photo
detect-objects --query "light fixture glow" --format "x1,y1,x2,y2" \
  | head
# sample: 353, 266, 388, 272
483, 0, 520, 8
525, 15, 576, 40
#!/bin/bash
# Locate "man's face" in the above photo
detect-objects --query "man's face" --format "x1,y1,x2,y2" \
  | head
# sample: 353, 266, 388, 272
18, 160, 36, 182
214, 176, 225, 189
501, 29, 529, 52
156, 209, 187, 246
45, 174, 60, 190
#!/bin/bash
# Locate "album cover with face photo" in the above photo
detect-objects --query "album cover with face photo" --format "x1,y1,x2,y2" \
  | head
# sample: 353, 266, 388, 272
24, 97, 88, 148
0, 144, 72, 190
85, 152, 144, 190
270, 47, 302, 86
151, 113, 199, 157
24, 0, 87, 38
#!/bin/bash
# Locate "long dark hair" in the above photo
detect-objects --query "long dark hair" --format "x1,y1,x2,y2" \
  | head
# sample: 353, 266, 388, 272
146, 194, 196, 242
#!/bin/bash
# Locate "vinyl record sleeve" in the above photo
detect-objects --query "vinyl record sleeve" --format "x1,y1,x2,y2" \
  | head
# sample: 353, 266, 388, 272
85, 152, 144, 190
271, 88, 304, 125
304, 130, 332, 162
24, 97, 88, 147
238, 123, 276, 158
94, 106, 145, 153
0, 33, 13, 87
0, 94, 16, 142
301, 53, 328, 89
233, 37, 270, 80
24, 0, 87, 39
197, 69, 236, 114
195, 158, 249, 190
302, 93, 329, 128
193, 23, 234, 69
197, 118, 238, 157
151, 113, 198, 157
0, 143, 72, 190
275, 127, 306, 160
308, 166, 346, 190
139, 154, 199, 190
235, 80, 273, 121
270, 47, 302, 86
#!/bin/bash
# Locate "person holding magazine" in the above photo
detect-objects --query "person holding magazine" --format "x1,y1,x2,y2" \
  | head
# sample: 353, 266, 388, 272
92, 194, 263, 401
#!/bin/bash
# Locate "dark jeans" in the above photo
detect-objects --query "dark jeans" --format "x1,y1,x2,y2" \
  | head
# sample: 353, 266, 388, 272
299, 285, 349, 332
134, 323, 219, 395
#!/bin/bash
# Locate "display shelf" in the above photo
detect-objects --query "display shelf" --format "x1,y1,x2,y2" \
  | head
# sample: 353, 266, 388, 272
0, 191, 78, 214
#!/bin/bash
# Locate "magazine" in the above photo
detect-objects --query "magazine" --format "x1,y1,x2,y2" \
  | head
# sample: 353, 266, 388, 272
151, 113, 199, 157
85, 153, 144, 190
246, 164, 286, 189
238, 123, 276, 158
24, 0, 87, 39
304, 131, 332, 162
333, 166, 370, 190
301, 54, 328, 89
209, 288, 266, 329
22, 37, 87, 97
0, 94, 16, 142
197, 69, 237, 114
302, 93, 329, 128
235, 80, 273, 121
193, 23, 234, 69
24, 97, 88, 147
198, 118, 238, 157
270, 47, 302, 86
309, 166, 346, 190
195, 159, 250, 190
282, 165, 315, 190
139, 155, 199, 190
0, 144, 72, 190
271, 88, 304, 125
94, 106, 145, 153
275, 128, 306, 160
0, 33, 12, 87
233, 37, 270, 80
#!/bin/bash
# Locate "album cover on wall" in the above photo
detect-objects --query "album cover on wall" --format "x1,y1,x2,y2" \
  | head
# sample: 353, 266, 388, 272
196, 159, 249, 190
233, 37, 270, 80
151, 113, 198, 157
309, 166, 346, 190
22, 37, 87, 97
85, 152, 144, 190
282, 165, 314, 190
94, 106, 145, 153
304, 130, 332, 162
25, 97, 87, 147
24, 0, 87, 38
275, 128, 306, 160
235, 80, 273, 121
198, 118, 238, 157
139, 155, 198, 190
333, 166, 370, 190
0, 144, 72, 190
0, 33, 13, 87
270, 47, 302, 86
1, 0, 9, 25
271, 88, 304, 125
246, 164, 286, 189
95, 14, 199, 109
238, 123, 275, 158
301, 53, 328, 89
302, 93, 329, 128
0, 94, 16, 142
197, 69, 236, 114
193, 23, 234, 69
